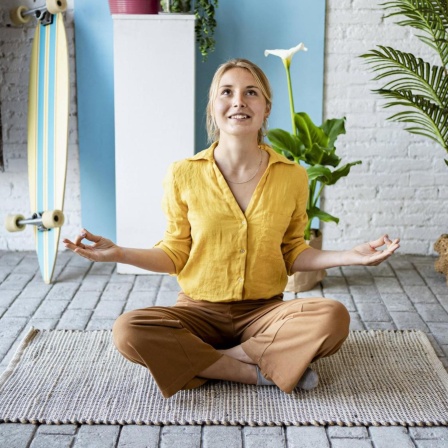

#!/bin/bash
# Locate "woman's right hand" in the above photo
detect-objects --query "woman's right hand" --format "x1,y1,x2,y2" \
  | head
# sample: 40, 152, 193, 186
63, 229, 123, 263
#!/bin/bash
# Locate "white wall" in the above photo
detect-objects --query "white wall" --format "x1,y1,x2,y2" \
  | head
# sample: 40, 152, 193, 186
0, 0, 81, 251
0, 0, 446, 254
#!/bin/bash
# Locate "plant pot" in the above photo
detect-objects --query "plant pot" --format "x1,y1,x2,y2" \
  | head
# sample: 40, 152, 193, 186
108, 0, 159, 14
285, 229, 327, 293
434, 234, 448, 286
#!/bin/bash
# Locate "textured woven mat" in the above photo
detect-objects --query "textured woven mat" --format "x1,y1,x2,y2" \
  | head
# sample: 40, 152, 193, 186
1, 328, 448, 426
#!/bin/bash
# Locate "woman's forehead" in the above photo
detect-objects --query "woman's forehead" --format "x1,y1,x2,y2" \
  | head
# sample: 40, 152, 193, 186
219, 67, 257, 86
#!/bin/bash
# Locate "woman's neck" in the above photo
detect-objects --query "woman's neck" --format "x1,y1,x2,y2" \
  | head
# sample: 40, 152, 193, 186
214, 135, 260, 168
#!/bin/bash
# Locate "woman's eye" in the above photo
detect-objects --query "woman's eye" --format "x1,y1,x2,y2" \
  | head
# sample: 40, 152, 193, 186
247, 90, 257, 96
221, 89, 231, 95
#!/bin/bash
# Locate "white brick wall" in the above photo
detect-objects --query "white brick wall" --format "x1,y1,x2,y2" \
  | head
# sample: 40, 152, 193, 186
322, 0, 448, 255
0, 0, 446, 255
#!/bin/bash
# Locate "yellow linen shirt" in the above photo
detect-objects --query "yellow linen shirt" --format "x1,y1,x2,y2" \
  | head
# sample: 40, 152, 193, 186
155, 143, 310, 302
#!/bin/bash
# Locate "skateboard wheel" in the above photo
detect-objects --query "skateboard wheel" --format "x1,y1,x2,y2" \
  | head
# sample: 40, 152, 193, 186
5, 214, 26, 232
42, 210, 65, 229
10, 6, 31, 25
46, 0, 67, 14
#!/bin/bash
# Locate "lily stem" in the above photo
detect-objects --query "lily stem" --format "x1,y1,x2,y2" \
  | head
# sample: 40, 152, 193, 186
284, 63, 296, 136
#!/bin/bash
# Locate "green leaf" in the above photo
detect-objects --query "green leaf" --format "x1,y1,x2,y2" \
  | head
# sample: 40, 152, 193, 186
307, 206, 339, 224
326, 161, 362, 185
295, 112, 329, 149
361, 46, 448, 106
267, 129, 304, 160
379, 0, 448, 66
321, 117, 346, 149
319, 147, 341, 168
306, 165, 333, 183
375, 89, 448, 149
303, 143, 326, 166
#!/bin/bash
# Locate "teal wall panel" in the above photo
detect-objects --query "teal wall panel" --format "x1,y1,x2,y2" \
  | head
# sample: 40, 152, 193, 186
74, 1, 116, 240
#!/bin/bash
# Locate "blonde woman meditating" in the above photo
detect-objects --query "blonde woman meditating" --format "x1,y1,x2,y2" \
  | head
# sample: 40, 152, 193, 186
64, 59, 400, 398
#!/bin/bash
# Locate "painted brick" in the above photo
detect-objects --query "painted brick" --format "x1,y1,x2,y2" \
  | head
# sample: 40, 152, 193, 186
92, 300, 125, 320
390, 311, 429, 331
356, 302, 392, 322
331, 440, 373, 448
0, 424, 36, 447
327, 426, 369, 438
3, 297, 42, 318
243, 427, 285, 448
30, 434, 73, 448
369, 427, 415, 448
37, 425, 78, 435
202, 426, 242, 448
73, 425, 120, 448
57, 309, 92, 330
68, 291, 101, 309
409, 427, 448, 440
403, 285, 438, 304
427, 322, 448, 345
413, 303, 448, 322
286, 427, 329, 448
124, 290, 157, 311
117, 425, 160, 448
380, 293, 415, 312
160, 426, 201, 448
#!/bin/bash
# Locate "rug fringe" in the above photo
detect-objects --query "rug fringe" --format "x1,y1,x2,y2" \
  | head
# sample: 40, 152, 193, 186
416, 330, 448, 394
0, 327, 39, 389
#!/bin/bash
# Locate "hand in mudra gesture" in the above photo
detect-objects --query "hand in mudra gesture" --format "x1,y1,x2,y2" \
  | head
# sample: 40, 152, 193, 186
63, 229, 122, 263
352, 235, 400, 266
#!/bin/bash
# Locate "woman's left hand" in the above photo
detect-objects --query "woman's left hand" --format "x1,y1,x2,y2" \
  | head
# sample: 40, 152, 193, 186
351, 235, 400, 266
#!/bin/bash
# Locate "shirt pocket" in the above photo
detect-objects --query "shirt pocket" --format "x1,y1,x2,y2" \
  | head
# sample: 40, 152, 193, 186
257, 211, 291, 260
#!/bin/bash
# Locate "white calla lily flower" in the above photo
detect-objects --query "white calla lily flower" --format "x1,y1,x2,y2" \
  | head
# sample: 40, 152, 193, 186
264, 43, 307, 67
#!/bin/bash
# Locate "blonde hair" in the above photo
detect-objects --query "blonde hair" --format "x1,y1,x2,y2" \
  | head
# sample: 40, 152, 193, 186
206, 59, 272, 144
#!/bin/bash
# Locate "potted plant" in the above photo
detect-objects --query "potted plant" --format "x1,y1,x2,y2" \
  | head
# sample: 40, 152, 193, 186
265, 44, 362, 292
161, 0, 218, 61
361, 0, 448, 277
109, 0, 159, 15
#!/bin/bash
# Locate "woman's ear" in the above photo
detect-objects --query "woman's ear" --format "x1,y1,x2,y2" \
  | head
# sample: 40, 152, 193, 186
265, 104, 271, 118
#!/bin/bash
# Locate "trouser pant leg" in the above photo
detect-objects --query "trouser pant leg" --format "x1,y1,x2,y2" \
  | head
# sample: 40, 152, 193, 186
112, 299, 225, 398
239, 298, 350, 393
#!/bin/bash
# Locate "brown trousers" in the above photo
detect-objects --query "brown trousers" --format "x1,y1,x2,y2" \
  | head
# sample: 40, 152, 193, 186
112, 293, 350, 398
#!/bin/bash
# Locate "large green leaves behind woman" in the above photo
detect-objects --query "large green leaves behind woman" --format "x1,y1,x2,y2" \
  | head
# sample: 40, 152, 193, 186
267, 113, 362, 240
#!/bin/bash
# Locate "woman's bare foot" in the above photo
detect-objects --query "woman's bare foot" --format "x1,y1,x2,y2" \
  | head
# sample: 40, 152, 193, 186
217, 345, 255, 364
198, 355, 257, 384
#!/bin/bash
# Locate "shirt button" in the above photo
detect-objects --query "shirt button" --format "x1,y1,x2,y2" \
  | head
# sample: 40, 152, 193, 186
238, 277, 243, 282
241, 220, 246, 226
240, 249, 245, 254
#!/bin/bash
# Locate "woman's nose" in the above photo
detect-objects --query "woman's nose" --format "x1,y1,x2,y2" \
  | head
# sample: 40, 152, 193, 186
233, 92, 246, 107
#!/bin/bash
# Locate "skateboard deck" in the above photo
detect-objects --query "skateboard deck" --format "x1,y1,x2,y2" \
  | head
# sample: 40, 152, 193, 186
29, 12, 69, 284
6, 4, 69, 284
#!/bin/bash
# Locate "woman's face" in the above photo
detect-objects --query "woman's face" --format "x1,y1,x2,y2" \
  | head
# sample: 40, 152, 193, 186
213, 68, 269, 141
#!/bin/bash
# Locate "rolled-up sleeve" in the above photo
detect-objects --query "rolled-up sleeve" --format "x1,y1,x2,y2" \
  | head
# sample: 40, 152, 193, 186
281, 166, 310, 275
154, 163, 191, 274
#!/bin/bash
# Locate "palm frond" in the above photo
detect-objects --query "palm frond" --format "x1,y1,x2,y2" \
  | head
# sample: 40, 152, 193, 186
381, 0, 448, 65
429, 0, 448, 29
361, 46, 448, 107
375, 88, 448, 151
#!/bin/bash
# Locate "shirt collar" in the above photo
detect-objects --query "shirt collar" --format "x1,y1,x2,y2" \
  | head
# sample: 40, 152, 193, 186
187, 142, 296, 166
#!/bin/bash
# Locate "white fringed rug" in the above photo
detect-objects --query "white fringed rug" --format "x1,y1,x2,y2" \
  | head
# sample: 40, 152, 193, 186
1, 328, 448, 427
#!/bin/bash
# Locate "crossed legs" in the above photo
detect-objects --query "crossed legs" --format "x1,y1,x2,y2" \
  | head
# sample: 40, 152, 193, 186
112, 295, 350, 397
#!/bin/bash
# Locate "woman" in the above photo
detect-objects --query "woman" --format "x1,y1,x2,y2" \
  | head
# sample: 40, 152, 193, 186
64, 59, 399, 399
